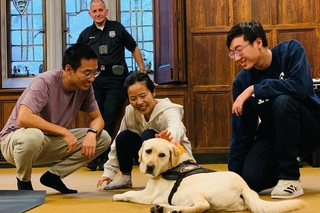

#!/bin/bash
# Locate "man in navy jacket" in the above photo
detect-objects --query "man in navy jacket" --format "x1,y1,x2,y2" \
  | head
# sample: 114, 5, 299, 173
226, 20, 320, 199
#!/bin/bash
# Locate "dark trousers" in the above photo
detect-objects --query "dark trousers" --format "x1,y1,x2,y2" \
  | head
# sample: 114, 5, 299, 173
116, 129, 158, 173
94, 88, 126, 135
242, 95, 320, 192
91, 76, 126, 165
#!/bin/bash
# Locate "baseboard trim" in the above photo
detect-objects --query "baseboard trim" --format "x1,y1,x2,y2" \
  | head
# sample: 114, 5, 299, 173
193, 152, 228, 164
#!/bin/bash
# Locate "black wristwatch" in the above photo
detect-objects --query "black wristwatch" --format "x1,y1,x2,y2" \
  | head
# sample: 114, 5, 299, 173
87, 128, 98, 134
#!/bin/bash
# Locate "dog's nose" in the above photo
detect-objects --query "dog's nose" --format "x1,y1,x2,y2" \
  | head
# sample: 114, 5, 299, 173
146, 163, 155, 174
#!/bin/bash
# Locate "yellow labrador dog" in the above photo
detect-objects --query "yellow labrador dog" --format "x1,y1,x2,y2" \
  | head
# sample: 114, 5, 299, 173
113, 138, 306, 213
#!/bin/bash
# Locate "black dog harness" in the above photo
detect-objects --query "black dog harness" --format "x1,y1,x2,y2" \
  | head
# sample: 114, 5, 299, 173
161, 160, 216, 205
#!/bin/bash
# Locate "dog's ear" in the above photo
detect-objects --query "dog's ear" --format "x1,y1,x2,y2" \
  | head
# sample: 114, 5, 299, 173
170, 145, 181, 167
138, 141, 145, 163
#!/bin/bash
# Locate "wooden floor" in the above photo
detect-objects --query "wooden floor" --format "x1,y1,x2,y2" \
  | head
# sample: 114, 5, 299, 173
0, 164, 320, 213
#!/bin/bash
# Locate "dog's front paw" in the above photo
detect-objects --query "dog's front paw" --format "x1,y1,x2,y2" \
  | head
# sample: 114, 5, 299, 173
112, 194, 128, 202
150, 205, 164, 213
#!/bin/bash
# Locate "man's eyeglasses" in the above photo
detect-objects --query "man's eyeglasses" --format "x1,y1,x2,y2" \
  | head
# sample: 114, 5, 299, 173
228, 43, 250, 59
80, 70, 101, 79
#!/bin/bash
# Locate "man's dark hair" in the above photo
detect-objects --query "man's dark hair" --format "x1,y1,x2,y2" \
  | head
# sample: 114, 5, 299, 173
62, 43, 98, 71
226, 20, 268, 49
124, 71, 155, 98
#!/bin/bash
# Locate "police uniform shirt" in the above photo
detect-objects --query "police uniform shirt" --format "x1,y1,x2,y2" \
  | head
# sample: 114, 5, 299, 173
77, 19, 137, 72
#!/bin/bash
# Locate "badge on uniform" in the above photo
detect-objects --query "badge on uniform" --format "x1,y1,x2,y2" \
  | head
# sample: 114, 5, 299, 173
109, 31, 116, 37
98, 45, 108, 55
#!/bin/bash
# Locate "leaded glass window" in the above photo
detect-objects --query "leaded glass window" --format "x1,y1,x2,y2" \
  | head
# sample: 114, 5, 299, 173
63, 0, 91, 47
64, 0, 153, 72
9, 0, 45, 78
120, 0, 153, 72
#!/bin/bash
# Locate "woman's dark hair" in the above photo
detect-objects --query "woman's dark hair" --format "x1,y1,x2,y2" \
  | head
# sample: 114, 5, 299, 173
226, 20, 268, 48
62, 43, 98, 71
124, 71, 155, 98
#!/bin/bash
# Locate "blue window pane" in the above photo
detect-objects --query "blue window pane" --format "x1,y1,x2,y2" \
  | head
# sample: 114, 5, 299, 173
121, 0, 130, 10
143, 12, 152, 25
20, 16, 27, 29
131, 13, 137, 26
143, 42, 154, 52
143, 26, 153, 40
12, 31, 21, 45
33, 15, 43, 29
142, 0, 152, 10
27, 62, 43, 76
69, 11, 93, 42
131, 28, 137, 40
66, 0, 76, 12
32, 1, 42, 13
11, 16, 21, 29
28, 31, 34, 45
34, 31, 43, 44
21, 47, 27, 61
137, 12, 143, 25
121, 12, 131, 27
137, 26, 143, 40
28, 46, 34, 59
34, 46, 43, 61
12, 46, 21, 61
20, 31, 27, 45
131, 0, 139, 10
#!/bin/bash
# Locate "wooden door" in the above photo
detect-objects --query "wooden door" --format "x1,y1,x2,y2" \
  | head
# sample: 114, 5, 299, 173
153, 0, 187, 83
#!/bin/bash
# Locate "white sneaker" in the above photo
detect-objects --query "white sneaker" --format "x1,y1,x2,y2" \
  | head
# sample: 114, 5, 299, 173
271, 179, 304, 199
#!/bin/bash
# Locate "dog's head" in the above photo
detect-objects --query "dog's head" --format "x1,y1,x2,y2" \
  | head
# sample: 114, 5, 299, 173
138, 138, 181, 178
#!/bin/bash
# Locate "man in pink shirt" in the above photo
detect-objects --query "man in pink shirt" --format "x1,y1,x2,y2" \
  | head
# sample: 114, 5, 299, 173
0, 43, 111, 193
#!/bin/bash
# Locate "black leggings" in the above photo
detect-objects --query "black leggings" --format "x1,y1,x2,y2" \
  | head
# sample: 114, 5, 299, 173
115, 129, 158, 173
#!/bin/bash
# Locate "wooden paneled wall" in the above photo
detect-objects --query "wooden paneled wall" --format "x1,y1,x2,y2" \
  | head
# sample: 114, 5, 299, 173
184, 0, 320, 155
0, 85, 188, 135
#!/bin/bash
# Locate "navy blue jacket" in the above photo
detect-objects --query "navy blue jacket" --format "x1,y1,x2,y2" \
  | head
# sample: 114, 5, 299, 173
228, 40, 320, 175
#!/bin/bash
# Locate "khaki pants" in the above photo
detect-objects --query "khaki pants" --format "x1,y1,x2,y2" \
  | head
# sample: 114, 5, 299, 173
0, 128, 111, 181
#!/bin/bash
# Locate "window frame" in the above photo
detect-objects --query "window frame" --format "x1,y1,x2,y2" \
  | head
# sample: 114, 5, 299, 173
1, 0, 63, 89
7, 0, 47, 79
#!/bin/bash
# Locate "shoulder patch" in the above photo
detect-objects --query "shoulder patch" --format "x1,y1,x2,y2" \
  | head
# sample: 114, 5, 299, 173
109, 31, 116, 37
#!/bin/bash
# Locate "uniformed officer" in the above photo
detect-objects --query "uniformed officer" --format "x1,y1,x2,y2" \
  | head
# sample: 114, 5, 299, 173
77, 0, 146, 171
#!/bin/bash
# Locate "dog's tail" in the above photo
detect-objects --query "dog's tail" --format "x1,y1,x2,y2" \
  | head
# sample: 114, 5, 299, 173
241, 187, 307, 213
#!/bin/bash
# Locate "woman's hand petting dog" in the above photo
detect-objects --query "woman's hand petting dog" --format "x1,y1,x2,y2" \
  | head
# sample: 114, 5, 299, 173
155, 129, 173, 142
